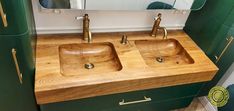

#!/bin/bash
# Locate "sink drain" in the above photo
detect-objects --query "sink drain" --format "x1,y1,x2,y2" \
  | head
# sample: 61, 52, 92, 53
156, 57, 164, 63
84, 63, 94, 69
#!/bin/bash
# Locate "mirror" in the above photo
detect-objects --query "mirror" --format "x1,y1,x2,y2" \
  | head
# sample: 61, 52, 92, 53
39, 0, 85, 9
39, 0, 206, 10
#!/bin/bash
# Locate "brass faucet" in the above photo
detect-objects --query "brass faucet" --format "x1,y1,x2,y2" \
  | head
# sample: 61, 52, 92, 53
151, 13, 167, 39
88, 31, 92, 43
76, 14, 92, 43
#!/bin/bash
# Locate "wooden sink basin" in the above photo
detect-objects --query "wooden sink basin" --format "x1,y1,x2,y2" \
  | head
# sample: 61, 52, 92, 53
59, 42, 122, 76
135, 39, 194, 67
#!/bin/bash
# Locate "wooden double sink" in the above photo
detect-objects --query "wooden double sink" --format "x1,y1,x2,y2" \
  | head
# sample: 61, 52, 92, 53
35, 31, 218, 104
59, 39, 194, 76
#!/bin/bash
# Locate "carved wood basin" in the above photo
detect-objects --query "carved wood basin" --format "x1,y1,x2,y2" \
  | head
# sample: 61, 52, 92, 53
135, 39, 194, 67
59, 42, 122, 76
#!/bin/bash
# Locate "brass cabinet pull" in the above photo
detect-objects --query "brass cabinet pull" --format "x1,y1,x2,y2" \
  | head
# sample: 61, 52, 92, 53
119, 96, 152, 106
215, 36, 234, 63
11, 48, 23, 84
0, 1, 8, 27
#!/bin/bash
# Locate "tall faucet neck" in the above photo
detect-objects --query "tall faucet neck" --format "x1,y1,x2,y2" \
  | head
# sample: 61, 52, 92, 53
83, 14, 90, 28
154, 13, 162, 27
75, 14, 92, 42
83, 14, 90, 41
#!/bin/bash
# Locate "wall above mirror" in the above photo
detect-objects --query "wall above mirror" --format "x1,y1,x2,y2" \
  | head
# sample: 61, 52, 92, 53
39, 0, 206, 10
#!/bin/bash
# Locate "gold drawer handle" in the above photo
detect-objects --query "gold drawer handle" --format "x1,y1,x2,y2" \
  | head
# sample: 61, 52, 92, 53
215, 36, 234, 63
11, 48, 23, 84
119, 96, 152, 106
0, 1, 8, 27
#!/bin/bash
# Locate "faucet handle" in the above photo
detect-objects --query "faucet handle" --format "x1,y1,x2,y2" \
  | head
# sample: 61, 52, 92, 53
84, 14, 89, 18
75, 16, 83, 20
154, 13, 162, 20
75, 14, 89, 20
157, 13, 162, 18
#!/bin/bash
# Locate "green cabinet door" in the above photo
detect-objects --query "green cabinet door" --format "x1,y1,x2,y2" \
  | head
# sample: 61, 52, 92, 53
0, 35, 38, 111
199, 30, 234, 96
184, 0, 234, 55
0, 0, 29, 35
0, 37, 19, 111
0, 0, 37, 110
184, 0, 234, 96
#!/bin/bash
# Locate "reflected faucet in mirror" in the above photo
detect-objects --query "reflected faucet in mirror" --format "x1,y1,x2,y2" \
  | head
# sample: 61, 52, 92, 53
151, 13, 167, 39
76, 14, 92, 43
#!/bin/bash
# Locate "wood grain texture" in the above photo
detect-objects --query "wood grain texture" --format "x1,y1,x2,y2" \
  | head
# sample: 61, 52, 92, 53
135, 39, 194, 67
35, 30, 218, 104
59, 42, 122, 76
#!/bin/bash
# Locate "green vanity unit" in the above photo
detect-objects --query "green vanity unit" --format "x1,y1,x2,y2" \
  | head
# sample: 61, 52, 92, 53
0, 0, 38, 111
184, 0, 234, 96
40, 82, 205, 111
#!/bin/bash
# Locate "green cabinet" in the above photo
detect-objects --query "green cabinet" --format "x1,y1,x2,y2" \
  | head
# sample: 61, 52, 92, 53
0, 0, 29, 35
0, 0, 38, 111
40, 82, 204, 111
199, 31, 234, 96
0, 35, 38, 111
184, 0, 234, 96
184, 0, 234, 55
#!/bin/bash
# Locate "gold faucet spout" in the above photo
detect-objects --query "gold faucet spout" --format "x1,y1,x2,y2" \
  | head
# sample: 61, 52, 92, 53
83, 14, 90, 41
88, 31, 92, 43
160, 27, 167, 39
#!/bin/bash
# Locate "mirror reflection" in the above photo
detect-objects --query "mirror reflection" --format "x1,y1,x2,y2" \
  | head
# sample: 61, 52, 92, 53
39, 0, 85, 9
39, 0, 206, 10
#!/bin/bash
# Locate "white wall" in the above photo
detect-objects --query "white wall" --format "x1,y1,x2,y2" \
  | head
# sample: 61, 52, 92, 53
32, 0, 191, 34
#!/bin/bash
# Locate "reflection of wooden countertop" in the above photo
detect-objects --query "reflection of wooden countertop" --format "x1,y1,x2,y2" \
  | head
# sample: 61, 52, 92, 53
35, 30, 218, 104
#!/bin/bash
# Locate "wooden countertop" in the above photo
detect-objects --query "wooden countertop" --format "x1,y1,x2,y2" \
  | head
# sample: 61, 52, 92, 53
35, 30, 218, 104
